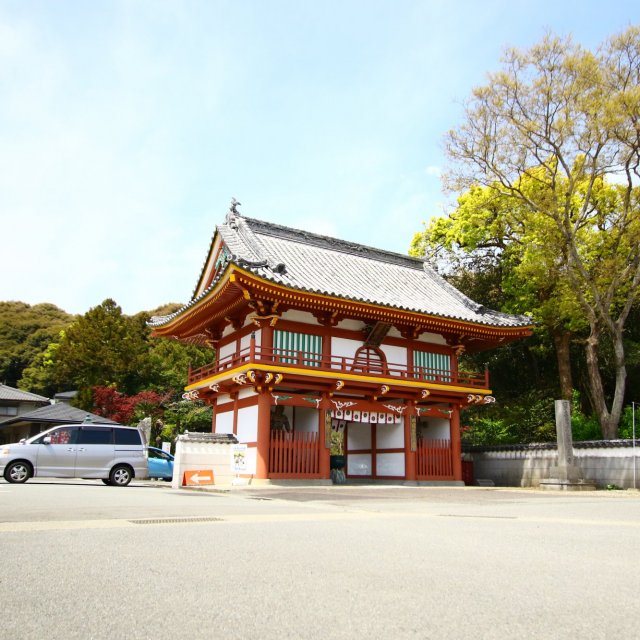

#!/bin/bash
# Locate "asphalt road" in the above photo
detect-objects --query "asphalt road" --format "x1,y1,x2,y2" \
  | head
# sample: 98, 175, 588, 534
1, 480, 639, 639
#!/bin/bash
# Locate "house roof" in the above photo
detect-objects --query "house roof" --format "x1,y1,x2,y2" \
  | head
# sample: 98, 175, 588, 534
149, 208, 532, 331
0, 402, 119, 427
0, 384, 49, 403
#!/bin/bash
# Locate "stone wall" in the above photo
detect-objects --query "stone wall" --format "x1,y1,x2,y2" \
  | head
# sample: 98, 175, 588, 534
466, 441, 639, 489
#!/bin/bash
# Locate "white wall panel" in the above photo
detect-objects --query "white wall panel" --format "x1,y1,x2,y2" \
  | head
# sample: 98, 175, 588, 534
237, 405, 258, 442
376, 453, 405, 476
347, 422, 371, 449
421, 418, 450, 439
332, 337, 360, 360
348, 453, 371, 476
380, 344, 407, 372
294, 406, 318, 433
215, 410, 234, 434
280, 310, 320, 325
376, 422, 404, 449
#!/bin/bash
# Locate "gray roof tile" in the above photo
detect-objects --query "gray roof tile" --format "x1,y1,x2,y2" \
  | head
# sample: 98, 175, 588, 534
0, 403, 119, 426
150, 212, 532, 329
0, 384, 49, 403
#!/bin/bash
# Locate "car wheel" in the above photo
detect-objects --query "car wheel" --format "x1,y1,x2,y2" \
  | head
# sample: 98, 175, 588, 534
101, 479, 111, 485
109, 465, 133, 487
4, 461, 32, 484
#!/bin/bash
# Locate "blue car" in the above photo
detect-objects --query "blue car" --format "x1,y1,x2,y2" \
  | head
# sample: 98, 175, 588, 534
147, 447, 174, 481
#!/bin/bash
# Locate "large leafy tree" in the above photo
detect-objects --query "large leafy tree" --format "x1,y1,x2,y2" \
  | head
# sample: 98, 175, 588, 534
432, 27, 640, 439
53, 299, 153, 404
0, 302, 73, 387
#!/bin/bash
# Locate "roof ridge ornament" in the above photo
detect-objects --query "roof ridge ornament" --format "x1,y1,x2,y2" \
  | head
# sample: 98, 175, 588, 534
226, 198, 241, 229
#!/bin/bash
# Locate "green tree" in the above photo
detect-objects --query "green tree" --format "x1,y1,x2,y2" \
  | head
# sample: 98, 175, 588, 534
0, 302, 73, 388
53, 299, 152, 404
436, 27, 640, 439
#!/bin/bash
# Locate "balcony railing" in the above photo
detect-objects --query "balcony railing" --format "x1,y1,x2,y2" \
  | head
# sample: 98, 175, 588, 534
188, 344, 489, 389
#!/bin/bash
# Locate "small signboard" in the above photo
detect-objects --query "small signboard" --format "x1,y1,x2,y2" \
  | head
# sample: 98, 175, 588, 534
232, 444, 248, 473
182, 469, 215, 486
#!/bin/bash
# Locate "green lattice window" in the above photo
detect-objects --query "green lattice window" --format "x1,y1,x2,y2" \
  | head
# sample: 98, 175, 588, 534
413, 350, 451, 381
274, 330, 323, 367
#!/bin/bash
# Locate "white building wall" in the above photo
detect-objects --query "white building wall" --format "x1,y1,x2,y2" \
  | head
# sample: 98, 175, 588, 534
280, 310, 320, 325
332, 337, 360, 360
215, 411, 234, 434
376, 453, 405, 476
417, 332, 448, 346
218, 342, 235, 362
376, 422, 404, 448
238, 388, 257, 400
294, 406, 318, 433
421, 418, 450, 439
379, 344, 407, 373
236, 405, 258, 442
336, 319, 365, 331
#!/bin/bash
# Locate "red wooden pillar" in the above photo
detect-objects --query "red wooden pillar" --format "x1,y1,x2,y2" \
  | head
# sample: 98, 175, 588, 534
449, 403, 463, 481
404, 412, 417, 481
318, 394, 331, 479
255, 391, 272, 479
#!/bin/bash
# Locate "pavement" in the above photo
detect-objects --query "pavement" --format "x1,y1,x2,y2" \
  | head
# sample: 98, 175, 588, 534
1, 480, 639, 639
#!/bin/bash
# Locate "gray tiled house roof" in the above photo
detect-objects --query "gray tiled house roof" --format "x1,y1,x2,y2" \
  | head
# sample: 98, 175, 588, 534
0, 403, 119, 426
150, 211, 531, 329
0, 384, 49, 403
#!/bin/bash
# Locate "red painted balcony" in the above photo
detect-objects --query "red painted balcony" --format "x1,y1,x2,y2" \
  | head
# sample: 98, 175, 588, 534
188, 344, 489, 390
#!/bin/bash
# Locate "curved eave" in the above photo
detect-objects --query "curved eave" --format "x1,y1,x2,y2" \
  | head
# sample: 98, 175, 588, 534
232, 268, 532, 342
152, 265, 533, 346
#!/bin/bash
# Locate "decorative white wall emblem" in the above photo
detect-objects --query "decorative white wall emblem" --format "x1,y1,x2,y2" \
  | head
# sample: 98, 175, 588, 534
331, 400, 357, 412
383, 404, 406, 415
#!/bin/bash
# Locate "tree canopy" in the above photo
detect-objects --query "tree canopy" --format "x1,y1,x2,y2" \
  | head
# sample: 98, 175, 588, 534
413, 26, 640, 439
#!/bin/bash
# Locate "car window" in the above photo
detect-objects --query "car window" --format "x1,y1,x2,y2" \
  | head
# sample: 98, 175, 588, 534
78, 427, 113, 445
114, 428, 142, 445
34, 426, 79, 445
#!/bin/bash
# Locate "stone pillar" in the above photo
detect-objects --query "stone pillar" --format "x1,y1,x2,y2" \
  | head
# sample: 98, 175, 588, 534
540, 399, 596, 490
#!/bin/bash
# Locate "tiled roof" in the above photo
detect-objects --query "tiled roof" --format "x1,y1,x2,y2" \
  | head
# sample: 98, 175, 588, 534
150, 210, 532, 329
0, 403, 119, 426
0, 384, 49, 403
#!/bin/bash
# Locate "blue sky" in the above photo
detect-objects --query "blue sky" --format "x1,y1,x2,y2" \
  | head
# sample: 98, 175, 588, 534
1, 1, 638, 315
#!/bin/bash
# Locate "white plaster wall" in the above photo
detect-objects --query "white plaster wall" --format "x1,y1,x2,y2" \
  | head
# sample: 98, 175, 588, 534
470, 446, 640, 488
236, 405, 258, 442
240, 332, 253, 352
376, 453, 405, 476
215, 411, 234, 434
238, 388, 257, 400
348, 453, 372, 475
218, 342, 235, 362
294, 406, 318, 433
347, 422, 372, 449
281, 310, 320, 325
376, 422, 404, 448
421, 418, 450, 439
332, 337, 360, 360
417, 332, 447, 346
172, 440, 236, 488
380, 344, 407, 372
336, 319, 365, 331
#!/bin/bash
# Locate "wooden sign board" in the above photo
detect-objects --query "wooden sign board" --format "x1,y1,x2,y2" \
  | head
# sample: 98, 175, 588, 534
182, 469, 215, 486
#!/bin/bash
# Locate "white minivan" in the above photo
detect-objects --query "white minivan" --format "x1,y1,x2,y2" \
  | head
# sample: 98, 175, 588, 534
0, 423, 147, 486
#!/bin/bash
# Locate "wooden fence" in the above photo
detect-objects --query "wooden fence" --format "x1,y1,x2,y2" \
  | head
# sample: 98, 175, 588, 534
416, 439, 454, 480
269, 431, 320, 479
